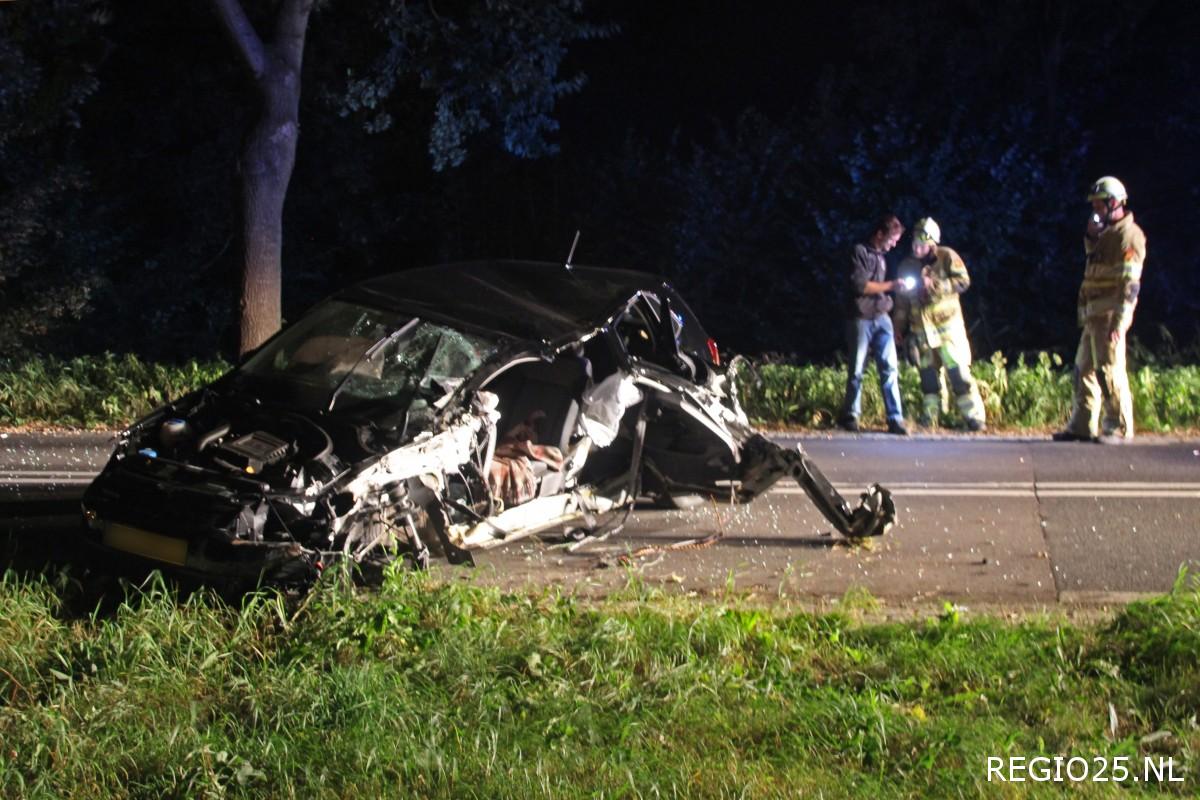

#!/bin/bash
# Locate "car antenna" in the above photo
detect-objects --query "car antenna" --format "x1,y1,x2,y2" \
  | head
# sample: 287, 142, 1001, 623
564, 229, 581, 270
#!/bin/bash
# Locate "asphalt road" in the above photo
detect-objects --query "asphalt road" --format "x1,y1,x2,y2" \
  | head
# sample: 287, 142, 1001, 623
3, 431, 1199, 607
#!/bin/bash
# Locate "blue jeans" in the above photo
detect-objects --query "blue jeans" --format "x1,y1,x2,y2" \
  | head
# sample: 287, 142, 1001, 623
841, 315, 903, 424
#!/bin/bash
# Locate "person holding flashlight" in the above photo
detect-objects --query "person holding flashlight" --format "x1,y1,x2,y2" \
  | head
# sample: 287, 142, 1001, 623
892, 217, 986, 431
839, 213, 907, 434
1053, 176, 1146, 443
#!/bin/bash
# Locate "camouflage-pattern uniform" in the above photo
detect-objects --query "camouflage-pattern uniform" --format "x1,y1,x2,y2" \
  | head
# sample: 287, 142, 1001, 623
893, 246, 985, 429
1063, 213, 1146, 439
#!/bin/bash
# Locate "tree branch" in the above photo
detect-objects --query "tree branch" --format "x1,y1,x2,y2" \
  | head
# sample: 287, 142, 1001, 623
274, 0, 316, 73
212, 0, 267, 79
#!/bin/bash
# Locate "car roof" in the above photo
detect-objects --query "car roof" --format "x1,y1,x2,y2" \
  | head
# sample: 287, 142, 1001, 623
338, 260, 672, 346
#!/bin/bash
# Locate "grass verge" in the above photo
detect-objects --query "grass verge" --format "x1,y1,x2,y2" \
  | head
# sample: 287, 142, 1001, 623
1, 567, 1196, 798
0, 352, 1196, 433
0, 354, 229, 429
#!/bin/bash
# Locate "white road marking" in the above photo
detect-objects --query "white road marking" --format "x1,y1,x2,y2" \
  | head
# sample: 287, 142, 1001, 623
1, 471, 97, 486
1038, 481, 1200, 489
4, 473, 1200, 499
769, 481, 1200, 500
1037, 490, 1200, 498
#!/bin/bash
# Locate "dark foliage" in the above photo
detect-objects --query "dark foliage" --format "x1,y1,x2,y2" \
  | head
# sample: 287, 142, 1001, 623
0, 0, 1197, 362
0, 1, 117, 357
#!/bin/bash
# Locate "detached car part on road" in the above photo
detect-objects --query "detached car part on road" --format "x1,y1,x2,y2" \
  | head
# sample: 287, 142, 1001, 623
82, 262, 895, 584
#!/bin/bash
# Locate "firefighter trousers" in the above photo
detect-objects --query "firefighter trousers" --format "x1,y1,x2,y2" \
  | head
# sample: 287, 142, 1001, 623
1065, 319, 1134, 439
915, 328, 985, 428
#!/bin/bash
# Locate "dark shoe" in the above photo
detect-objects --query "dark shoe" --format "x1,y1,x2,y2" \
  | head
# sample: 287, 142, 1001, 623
886, 420, 909, 436
1051, 430, 1094, 442
838, 417, 860, 432
966, 418, 987, 433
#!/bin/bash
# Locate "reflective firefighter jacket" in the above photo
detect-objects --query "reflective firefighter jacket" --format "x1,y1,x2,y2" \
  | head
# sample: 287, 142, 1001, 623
893, 246, 970, 351
1078, 212, 1146, 330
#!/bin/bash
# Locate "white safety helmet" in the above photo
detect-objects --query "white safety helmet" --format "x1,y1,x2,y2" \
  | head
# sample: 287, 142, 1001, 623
914, 217, 941, 245
1087, 176, 1127, 205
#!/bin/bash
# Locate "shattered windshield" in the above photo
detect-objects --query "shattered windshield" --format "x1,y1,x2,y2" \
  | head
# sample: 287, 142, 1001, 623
237, 301, 497, 413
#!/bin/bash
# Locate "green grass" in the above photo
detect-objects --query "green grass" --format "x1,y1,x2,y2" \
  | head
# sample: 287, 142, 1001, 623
0, 354, 229, 428
737, 352, 1200, 432
1, 567, 1196, 798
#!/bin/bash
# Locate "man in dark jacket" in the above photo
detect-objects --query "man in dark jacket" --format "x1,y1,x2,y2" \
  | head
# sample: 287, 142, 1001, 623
839, 214, 907, 434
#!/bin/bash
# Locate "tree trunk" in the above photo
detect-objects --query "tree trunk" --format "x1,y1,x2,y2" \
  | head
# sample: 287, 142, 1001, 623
211, 0, 313, 356
238, 64, 300, 354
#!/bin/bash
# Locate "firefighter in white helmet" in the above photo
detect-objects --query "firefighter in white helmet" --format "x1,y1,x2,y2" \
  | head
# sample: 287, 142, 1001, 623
893, 217, 987, 431
1053, 176, 1146, 443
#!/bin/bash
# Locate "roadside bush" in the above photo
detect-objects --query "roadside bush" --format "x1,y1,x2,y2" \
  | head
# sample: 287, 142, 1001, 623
737, 352, 1200, 432
0, 354, 229, 428
0, 351, 1196, 433
1130, 364, 1200, 433
972, 351, 1073, 429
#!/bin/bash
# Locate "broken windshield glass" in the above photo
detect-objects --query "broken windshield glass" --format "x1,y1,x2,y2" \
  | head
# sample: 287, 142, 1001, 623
328, 321, 497, 413
236, 301, 496, 413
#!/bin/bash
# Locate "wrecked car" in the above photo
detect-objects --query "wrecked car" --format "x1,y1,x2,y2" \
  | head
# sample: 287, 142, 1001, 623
82, 261, 894, 584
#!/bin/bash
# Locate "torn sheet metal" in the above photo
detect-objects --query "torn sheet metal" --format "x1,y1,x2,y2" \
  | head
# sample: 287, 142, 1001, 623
81, 260, 896, 585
